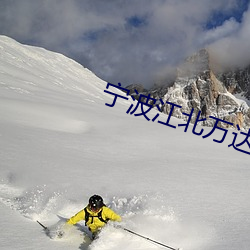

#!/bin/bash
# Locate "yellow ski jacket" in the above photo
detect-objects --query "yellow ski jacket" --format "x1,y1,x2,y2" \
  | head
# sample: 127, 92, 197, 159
67, 206, 121, 233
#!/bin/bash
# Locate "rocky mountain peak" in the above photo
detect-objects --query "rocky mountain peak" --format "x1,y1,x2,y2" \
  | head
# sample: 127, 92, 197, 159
177, 48, 210, 78
165, 49, 250, 129
126, 48, 250, 130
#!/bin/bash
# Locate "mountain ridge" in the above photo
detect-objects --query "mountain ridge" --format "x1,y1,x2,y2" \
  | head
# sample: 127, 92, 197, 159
126, 48, 250, 130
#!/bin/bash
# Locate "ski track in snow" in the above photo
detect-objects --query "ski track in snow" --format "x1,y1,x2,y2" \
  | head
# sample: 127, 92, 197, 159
0, 99, 91, 134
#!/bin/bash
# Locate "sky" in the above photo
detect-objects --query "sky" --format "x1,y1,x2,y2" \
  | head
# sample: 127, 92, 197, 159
0, 0, 249, 87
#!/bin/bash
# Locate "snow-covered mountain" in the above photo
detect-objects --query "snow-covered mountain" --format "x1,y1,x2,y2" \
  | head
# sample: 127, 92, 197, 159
217, 65, 250, 100
0, 36, 250, 250
127, 49, 250, 130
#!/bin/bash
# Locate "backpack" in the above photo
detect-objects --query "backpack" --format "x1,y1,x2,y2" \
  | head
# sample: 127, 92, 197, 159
84, 206, 109, 226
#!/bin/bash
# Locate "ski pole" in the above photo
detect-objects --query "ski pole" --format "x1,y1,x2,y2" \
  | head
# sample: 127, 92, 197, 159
37, 220, 48, 231
122, 227, 180, 250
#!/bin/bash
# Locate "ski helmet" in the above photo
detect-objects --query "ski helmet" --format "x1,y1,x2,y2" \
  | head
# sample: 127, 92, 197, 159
89, 195, 104, 210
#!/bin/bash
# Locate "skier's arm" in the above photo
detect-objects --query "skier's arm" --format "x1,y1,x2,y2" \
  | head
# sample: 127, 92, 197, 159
67, 209, 85, 225
104, 207, 122, 222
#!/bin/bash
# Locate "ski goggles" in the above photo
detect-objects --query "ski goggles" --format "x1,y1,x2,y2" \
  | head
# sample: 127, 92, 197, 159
89, 205, 101, 212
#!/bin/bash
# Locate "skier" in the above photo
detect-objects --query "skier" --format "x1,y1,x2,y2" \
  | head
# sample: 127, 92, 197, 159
66, 194, 122, 239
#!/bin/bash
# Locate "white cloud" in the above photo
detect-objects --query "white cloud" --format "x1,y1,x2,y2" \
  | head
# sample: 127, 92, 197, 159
200, 18, 240, 45
209, 5, 250, 69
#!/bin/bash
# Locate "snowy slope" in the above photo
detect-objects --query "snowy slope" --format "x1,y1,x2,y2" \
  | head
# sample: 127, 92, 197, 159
0, 36, 249, 250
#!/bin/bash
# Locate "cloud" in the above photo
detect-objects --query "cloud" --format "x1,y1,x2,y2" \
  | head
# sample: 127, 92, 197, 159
209, 4, 250, 69
0, 0, 249, 87
200, 18, 240, 45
